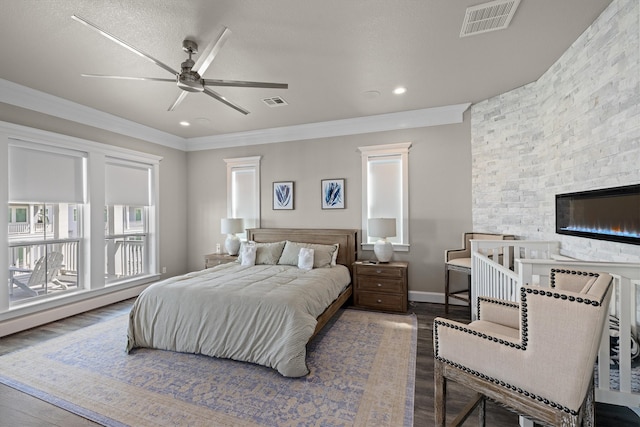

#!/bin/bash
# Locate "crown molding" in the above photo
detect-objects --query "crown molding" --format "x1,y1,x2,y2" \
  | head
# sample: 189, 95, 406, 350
186, 103, 471, 151
1, 78, 470, 153
0, 79, 187, 151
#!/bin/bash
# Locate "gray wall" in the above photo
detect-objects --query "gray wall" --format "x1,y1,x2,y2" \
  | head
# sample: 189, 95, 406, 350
187, 114, 472, 297
470, 0, 639, 262
0, 103, 189, 279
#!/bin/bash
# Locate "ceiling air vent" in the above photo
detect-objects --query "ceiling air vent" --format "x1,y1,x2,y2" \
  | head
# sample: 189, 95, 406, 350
460, 0, 521, 37
262, 96, 288, 107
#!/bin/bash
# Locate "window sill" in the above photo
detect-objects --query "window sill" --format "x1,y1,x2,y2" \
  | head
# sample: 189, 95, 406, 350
1, 273, 160, 321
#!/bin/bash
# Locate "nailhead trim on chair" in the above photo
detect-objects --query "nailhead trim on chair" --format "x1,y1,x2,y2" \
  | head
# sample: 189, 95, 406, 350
434, 278, 611, 418
434, 354, 578, 416
434, 319, 526, 352
549, 269, 599, 289
476, 297, 519, 320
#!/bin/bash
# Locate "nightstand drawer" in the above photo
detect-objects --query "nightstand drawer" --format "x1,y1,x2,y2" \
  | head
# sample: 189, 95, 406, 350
356, 276, 405, 293
204, 254, 238, 269
352, 261, 408, 313
355, 265, 405, 279
354, 291, 406, 312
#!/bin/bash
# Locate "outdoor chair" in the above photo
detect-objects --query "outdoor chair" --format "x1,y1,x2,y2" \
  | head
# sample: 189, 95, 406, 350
10, 251, 65, 296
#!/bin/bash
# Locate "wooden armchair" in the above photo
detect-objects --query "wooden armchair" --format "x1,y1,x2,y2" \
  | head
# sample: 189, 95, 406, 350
433, 269, 613, 426
444, 232, 514, 314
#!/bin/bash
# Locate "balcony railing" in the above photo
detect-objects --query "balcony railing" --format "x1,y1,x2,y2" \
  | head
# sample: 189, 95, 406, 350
105, 236, 146, 282
8, 223, 54, 235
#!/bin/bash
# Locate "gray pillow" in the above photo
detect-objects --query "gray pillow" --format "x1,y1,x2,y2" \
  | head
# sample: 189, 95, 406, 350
278, 240, 339, 268
237, 241, 285, 265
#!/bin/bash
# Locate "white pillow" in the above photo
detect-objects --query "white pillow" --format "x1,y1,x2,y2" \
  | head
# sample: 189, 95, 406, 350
331, 243, 340, 266
297, 247, 314, 270
240, 244, 257, 266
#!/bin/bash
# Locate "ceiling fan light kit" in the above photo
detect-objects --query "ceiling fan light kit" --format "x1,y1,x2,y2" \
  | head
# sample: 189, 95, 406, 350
71, 14, 287, 114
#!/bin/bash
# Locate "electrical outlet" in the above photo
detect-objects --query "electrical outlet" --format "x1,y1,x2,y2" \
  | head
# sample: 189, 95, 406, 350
162, 267, 167, 274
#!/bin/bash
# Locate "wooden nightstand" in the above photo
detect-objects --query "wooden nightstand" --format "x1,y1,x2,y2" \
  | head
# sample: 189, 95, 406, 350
352, 261, 408, 313
204, 253, 238, 269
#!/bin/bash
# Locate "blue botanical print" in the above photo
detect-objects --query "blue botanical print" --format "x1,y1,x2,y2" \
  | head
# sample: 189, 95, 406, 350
275, 184, 292, 208
324, 182, 342, 207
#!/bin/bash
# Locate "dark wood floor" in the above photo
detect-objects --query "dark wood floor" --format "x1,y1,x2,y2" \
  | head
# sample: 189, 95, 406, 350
0, 300, 638, 426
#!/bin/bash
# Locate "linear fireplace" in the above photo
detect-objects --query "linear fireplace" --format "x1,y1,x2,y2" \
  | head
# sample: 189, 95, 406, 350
556, 184, 640, 245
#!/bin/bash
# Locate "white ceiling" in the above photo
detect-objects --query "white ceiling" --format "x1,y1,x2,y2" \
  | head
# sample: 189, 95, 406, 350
0, 0, 612, 140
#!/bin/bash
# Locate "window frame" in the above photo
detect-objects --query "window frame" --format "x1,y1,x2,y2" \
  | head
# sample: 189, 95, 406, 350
224, 156, 261, 241
0, 122, 161, 315
359, 142, 411, 252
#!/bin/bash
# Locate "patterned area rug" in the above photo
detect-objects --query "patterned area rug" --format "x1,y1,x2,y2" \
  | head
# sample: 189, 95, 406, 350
0, 309, 416, 426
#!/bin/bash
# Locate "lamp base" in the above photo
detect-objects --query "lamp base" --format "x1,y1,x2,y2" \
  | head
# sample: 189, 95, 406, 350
373, 239, 393, 263
225, 234, 241, 256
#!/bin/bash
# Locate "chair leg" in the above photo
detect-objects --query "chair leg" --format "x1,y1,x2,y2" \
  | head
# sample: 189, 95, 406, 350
445, 267, 450, 314
478, 396, 485, 426
434, 361, 447, 427
582, 380, 595, 427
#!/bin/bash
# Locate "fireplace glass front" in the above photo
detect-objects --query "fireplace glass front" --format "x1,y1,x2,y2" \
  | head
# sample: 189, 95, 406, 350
556, 184, 640, 245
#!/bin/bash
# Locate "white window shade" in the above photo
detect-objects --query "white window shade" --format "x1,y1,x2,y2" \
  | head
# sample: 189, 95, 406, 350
368, 156, 402, 222
359, 142, 411, 250
231, 167, 258, 227
105, 161, 150, 206
9, 145, 85, 203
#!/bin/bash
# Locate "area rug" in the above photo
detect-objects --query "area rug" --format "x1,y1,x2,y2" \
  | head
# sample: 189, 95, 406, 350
0, 308, 416, 427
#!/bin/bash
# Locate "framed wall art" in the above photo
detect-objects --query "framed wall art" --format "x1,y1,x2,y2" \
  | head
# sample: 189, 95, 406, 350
321, 178, 345, 209
273, 181, 294, 210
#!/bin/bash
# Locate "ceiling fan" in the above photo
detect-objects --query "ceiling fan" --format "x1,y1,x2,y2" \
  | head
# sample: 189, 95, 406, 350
71, 15, 288, 114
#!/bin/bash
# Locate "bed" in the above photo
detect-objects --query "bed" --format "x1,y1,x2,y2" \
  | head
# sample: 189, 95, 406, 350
126, 228, 359, 377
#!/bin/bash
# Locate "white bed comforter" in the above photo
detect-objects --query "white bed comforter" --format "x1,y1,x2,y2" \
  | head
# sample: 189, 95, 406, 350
126, 263, 351, 377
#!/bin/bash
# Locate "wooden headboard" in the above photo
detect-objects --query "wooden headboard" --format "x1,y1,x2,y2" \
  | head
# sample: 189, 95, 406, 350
246, 228, 359, 274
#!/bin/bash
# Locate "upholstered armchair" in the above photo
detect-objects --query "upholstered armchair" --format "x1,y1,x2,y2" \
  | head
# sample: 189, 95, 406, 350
444, 232, 514, 314
434, 269, 613, 426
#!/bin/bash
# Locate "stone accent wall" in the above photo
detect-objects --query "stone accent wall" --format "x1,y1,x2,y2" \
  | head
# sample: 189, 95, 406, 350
471, 0, 639, 262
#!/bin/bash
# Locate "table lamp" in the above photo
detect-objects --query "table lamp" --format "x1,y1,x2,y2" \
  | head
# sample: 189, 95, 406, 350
221, 218, 244, 255
368, 218, 396, 263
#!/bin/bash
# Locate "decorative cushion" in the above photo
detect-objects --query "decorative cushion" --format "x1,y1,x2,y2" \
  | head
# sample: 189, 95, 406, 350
237, 241, 285, 265
278, 241, 339, 268
297, 248, 314, 270
239, 244, 257, 266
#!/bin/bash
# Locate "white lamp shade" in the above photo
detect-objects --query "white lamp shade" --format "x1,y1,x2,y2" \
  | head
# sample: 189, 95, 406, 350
221, 218, 244, 234
368, 218, 396, 238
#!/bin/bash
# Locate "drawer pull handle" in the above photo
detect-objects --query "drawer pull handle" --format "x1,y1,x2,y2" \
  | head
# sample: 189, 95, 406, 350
376, 269, 382, 274
377, 299, 382, 303
377, 283, 382, 287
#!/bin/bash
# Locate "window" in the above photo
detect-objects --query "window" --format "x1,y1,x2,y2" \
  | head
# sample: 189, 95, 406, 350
224, 156, 261, 240
359, 142, 411, 251
2, 124, 161, 313
7, 142, 85, 302
104, 159, 152, 283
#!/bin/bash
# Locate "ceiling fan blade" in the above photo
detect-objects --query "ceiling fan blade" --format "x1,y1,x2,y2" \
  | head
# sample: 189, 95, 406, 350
72, 14, 179, 76
193, 27, 232, 76
81, 74, 176, 83
203, 79, 288, 89
167, 91, 189, 112
203, 87, 249, 115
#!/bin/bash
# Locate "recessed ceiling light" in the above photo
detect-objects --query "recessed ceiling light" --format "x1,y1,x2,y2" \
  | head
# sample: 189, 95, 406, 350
393, 87, 407, 95
362, 90, 380, 99
179, 121, 190, 126
195, 117, 212, 125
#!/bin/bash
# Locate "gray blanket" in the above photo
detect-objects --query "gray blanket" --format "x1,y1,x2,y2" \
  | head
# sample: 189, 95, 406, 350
127, 263, 351, 377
